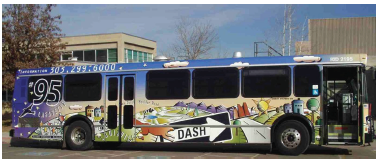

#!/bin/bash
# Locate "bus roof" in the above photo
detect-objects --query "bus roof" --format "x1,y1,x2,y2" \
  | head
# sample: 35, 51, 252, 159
16, 54, 367, 77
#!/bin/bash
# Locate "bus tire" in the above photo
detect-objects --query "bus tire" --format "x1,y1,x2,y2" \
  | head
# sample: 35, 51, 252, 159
274, 120, 310, 155
65, 120, 93, 150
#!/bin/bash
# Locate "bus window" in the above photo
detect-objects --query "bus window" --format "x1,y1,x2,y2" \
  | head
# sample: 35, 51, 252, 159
124, 77, 134, 100
107, 105, 117, 129
146, 70, 190, 100
294, 65, 321, 97
108, 77, 118, 101
28, 75, 63, 103
193, 67, 239, 99
242, 66, 290, 97
64, 73, 102, 101
123, 105, 133, 129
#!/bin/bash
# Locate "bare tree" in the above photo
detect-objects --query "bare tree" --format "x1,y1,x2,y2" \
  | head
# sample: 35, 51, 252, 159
158, 48, 176, 60
282, 4, 287, 56
172, 17, 219, 60
287, 5, 296, 56
214, 44, 231, 59
299, 16, 308, 55
262, 4, 304, 56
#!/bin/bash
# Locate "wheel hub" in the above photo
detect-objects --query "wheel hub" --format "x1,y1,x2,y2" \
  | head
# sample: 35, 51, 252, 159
71, 127, 86, 145
281, 128, 301, 149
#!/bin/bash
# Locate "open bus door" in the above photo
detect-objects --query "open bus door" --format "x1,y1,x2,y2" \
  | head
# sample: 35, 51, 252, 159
323, 66, 365, 145
104, 74, 135, 142
363, 69, 374, 145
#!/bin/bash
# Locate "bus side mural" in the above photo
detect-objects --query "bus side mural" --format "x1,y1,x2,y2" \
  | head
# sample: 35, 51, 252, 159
18, 95, 320, 144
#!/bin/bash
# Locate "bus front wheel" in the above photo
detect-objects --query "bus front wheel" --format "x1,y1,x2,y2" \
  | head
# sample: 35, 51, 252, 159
65, 120, 93, 150
274, 120, 310, 155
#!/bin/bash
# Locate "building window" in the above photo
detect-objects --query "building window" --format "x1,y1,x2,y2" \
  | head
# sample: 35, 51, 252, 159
147, 53, 153, 62
146, 70, 190, 100
294, 65, 321, 97
133, 50, 138, 62
69, 49, 117, 63
242, 66, 291, 97
138, 51, 144, 62
84, 50, 96, 62
108, 49, 117, 63
125, 49, 153, 63
73, 51, 84, 61
193, 68, 239, 99
61, 54, 71, 61
126, 49, 133, 63
64, 73, 102, 101
143, 52, 148, 62
61, 51, 73, 61
96, 50, 107, 62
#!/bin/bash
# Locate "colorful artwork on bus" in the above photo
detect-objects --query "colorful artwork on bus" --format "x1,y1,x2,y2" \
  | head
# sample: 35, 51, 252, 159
16, 94, 320, 144
11, 54, 369, 155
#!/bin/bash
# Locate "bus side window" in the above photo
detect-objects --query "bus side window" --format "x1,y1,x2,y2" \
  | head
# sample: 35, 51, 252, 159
64, 73, 102, 101
146, 70, 190, 100
242, 66, 291, 98
193, 67, 239, 99
294, 65, 321, 97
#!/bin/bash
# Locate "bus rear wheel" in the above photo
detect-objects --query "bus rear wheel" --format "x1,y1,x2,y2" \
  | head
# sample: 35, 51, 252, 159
275, 120, 310, 155
65, 120, 93, 150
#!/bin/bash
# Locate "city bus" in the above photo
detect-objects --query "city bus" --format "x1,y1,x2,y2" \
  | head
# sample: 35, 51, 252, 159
9, 54, 373, 155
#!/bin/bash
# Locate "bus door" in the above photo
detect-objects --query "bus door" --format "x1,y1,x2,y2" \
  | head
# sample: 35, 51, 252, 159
105, 75, 135, 142
323, 66, 360, 144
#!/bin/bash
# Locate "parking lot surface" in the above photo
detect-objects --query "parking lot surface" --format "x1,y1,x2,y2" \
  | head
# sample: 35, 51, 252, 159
2, 132, 376, 159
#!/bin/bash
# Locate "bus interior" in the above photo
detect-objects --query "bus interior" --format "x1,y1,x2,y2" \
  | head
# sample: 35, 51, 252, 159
323, 66, 363, 144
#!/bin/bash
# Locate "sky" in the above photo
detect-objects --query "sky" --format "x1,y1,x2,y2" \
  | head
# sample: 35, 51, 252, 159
16, 4, 379, 58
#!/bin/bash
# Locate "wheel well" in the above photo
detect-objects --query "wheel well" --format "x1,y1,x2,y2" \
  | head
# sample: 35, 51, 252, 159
271, 114, 314, 144
64, 115, 95, 140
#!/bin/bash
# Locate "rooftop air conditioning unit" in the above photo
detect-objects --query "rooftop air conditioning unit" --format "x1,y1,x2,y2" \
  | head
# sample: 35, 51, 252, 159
153, 55, 170, 62
233, 52, 243, 58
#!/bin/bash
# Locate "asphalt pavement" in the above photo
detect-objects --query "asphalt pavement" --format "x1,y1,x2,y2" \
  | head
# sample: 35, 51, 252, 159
2, 132, 376, 159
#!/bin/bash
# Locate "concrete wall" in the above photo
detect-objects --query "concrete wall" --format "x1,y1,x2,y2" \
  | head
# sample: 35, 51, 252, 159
295, 41, 311, 55
61, 33, 157, 64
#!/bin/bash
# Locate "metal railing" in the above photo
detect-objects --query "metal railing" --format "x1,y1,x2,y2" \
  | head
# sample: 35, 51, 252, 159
254, 42, 283, 57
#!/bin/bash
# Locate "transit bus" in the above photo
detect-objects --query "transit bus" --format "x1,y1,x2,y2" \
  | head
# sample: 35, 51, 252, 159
9, 54, 373, 155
